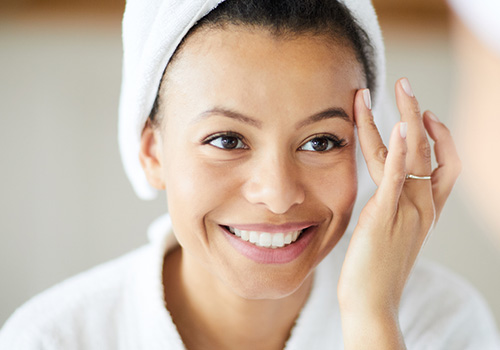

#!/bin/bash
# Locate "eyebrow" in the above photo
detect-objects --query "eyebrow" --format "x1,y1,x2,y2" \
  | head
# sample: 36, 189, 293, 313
195, 108, 263, 128
294, 108, 351, 129
194, 106, 351, 129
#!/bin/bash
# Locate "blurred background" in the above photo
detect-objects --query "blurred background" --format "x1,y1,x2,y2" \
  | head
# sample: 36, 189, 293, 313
1, 0, 499, 328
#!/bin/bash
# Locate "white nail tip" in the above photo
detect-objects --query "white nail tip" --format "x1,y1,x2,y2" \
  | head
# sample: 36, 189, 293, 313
400, 122, 408, 139
363, 89, 372, 110
401, 78, 414, 97
428, 112, 439, 122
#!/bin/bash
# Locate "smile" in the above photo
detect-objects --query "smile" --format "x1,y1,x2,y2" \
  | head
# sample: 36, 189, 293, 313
221, 223, 319, 264
227, 226, 303, 248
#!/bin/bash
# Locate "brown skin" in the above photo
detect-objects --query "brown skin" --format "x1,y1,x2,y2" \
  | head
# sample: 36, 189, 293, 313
140, 26, 460, 350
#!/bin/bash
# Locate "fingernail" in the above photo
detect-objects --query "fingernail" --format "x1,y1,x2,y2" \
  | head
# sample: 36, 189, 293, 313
400, 122, 408, 139
363, 89, 372, 110
427, 111, 439, 122
400, 78, 414, 97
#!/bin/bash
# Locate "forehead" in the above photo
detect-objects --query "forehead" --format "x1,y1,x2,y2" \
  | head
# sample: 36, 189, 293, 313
168, 25, 363, 82
161, 26, 365, 120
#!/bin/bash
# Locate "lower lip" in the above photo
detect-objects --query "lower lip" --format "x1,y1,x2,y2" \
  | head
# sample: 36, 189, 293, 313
221, 225, 317, 264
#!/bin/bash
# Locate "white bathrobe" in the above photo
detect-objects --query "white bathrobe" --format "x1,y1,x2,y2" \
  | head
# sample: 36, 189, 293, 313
1, 214, 499, 349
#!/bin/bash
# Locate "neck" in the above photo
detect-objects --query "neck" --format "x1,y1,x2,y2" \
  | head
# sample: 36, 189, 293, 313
163, 247, 313, 350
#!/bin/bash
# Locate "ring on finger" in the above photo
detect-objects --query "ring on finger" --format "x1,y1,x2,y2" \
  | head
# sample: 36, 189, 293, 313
405, 173, 432, 181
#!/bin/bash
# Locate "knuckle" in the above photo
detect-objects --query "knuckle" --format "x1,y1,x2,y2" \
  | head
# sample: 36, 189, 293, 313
417, 140, 432, 160
375, 145, 388, 163
358, 111, 375, 127
364, 115, 377, 131
413, 107, 422, 117
412, 101, 422, 117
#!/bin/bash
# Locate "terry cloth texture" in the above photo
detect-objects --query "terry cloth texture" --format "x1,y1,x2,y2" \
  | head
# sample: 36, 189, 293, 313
1, 214, 499, 349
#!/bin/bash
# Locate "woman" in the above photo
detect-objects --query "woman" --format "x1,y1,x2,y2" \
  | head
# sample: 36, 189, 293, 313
1, 0, 498, 349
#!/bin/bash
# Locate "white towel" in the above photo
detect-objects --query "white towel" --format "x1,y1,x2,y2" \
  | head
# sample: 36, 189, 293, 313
118, 0, 393, 204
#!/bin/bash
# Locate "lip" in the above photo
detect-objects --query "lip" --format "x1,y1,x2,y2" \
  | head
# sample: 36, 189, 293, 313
220, 224, 319, 264
223, 222, 319, 233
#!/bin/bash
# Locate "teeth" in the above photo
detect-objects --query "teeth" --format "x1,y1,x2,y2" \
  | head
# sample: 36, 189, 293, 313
241, 230, 249, 241
259, 232, 272, 247
272, 233, 285, 248
249, 231, 259, 243
230, 227, 303, 248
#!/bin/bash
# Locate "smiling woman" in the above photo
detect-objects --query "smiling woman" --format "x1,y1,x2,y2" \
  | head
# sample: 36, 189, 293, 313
0, 0, 499, 349
143, 29, 361, 304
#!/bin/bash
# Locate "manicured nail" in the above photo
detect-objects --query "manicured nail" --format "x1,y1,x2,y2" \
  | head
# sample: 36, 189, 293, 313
400, 78, 414, 97
427, 111, 439, 122
363, 89, 372, 110
400, 122, 408, 139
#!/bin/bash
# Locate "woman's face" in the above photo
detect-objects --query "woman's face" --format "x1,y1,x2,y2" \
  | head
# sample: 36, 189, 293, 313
146, 27, 365, 299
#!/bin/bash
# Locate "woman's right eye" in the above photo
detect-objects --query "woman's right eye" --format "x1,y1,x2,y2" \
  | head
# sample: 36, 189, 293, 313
205, 133, 247, 150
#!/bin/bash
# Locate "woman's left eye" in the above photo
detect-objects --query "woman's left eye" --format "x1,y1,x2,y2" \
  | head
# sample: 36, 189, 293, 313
299, 135, 346, 152
205, 133, 247, 150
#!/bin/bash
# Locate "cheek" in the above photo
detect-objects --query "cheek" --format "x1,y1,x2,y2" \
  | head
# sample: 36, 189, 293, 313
311, 157, 358, 257
304, 153, 358, 214
163, 148, 242, 240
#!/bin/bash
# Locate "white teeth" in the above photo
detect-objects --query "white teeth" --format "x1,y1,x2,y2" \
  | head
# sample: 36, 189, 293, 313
241, 230, 249, 241
249, 231, 259, 243
229, 227, 303, 248
259, 232, 272, 247
272, 233, 285, 248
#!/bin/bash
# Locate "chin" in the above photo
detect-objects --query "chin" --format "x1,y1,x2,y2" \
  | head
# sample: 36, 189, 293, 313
211, 253, 318, 301
229, 272, 313, 301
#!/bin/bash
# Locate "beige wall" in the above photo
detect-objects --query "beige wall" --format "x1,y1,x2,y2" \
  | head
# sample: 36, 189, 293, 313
0, 9, 498, 331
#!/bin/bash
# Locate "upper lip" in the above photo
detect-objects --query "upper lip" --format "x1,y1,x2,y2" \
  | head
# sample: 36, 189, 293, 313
222, 222, 320, 233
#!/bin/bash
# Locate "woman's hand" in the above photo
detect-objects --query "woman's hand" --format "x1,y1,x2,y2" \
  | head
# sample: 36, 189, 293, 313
338, 78, 461, 349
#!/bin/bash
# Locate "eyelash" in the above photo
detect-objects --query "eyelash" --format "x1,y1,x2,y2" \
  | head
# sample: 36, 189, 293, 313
202, 132, 346, 152
202, 132, 248, 150
299, 134, 347, 152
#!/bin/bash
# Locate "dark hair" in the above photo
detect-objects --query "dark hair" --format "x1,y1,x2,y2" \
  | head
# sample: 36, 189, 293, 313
149, 0, 375, 126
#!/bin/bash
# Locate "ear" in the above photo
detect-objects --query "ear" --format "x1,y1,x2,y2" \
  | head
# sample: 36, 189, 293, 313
139, 120, 165, 190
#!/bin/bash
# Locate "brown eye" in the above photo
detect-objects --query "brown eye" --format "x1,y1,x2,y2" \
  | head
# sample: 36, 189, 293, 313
206, 133, 247, 150
300, 135, 345, 152
219, 136, 238, 149
310, 137, 329, 151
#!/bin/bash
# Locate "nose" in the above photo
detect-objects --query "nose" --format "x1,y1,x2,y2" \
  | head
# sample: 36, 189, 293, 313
242, 153, 305, 214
